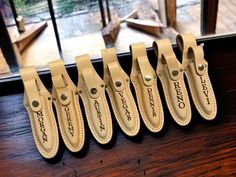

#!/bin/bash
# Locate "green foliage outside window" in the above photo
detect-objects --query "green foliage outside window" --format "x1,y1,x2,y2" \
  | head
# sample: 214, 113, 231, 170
14, 0, 26, 8
14, 0, 40, 8
56, 0, 73, 15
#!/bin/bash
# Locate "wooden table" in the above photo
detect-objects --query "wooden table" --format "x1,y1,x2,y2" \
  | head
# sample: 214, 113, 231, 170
0, 34, 235, 176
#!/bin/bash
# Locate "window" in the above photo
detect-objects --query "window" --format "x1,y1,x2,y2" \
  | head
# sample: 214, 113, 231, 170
0, 0, 235, 79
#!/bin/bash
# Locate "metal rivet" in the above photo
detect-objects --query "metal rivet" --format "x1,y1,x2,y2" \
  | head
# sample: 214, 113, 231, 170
198, 64, 204, 71
90, 88, 97, 94
79, 90, 83, 94
115, 80, 122, 87
32, 100, 39, 108
60, 94, 67, 101
172, 70, 179, 76
126, 78, 129, 82
144, 75, 152, 81
53, 97, 56, 101
101, 84, 104, 88
48, 97, 51, 100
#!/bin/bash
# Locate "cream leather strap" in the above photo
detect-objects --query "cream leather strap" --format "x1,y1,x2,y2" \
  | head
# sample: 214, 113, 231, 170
130, 42, 147, 60
188, 46, 207, 76
107, 62, 125, 92
49, 61, 72, 106
130, 42, 154, 85
102, 48, 128, 89
153, 38, 191, 126
21, 67, 44, 112
176, 33, 197, 59
49, 60, 85, 152
76, 55, 101, 99
137, 56, 154, 86
83, 68, 101, 99
176, 33, 217, 120
102, 48, 140, 136
76, 54, 113, 144
153, 39, 182, 81
20, 66, 59, 159
176, 34, 207, 76
130, 42, 164, 133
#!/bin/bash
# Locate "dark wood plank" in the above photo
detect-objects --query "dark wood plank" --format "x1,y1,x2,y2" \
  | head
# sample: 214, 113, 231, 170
126, 18, 164, 36
102, 16, 120, 46
13, 21, 48, 53
166, 0, 176, 26
0, 90, 235, 176
158, 0, 176, 27
201, 0, 219, 35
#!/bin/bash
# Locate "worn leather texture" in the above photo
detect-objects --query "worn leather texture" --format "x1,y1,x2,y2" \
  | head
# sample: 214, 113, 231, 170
130, 42, 164, 133
49, 60, 85, 152
20, 66, 59, 159
176, 34, 217, 120
76, 55, 113, 144
153, 39, 191, 126
102, 48, 140, 136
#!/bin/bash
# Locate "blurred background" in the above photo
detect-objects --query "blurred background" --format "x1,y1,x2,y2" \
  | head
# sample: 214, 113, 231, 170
0, 0, 235, 78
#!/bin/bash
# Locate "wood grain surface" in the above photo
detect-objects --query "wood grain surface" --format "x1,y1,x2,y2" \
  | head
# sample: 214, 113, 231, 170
0, 36, 236, 177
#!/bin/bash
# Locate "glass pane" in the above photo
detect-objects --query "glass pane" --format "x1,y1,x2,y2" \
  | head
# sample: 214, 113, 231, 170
0, 0, 235, 79
53, 0, 104, 64
0, 0, 60, 79
13, 0, 60, 67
